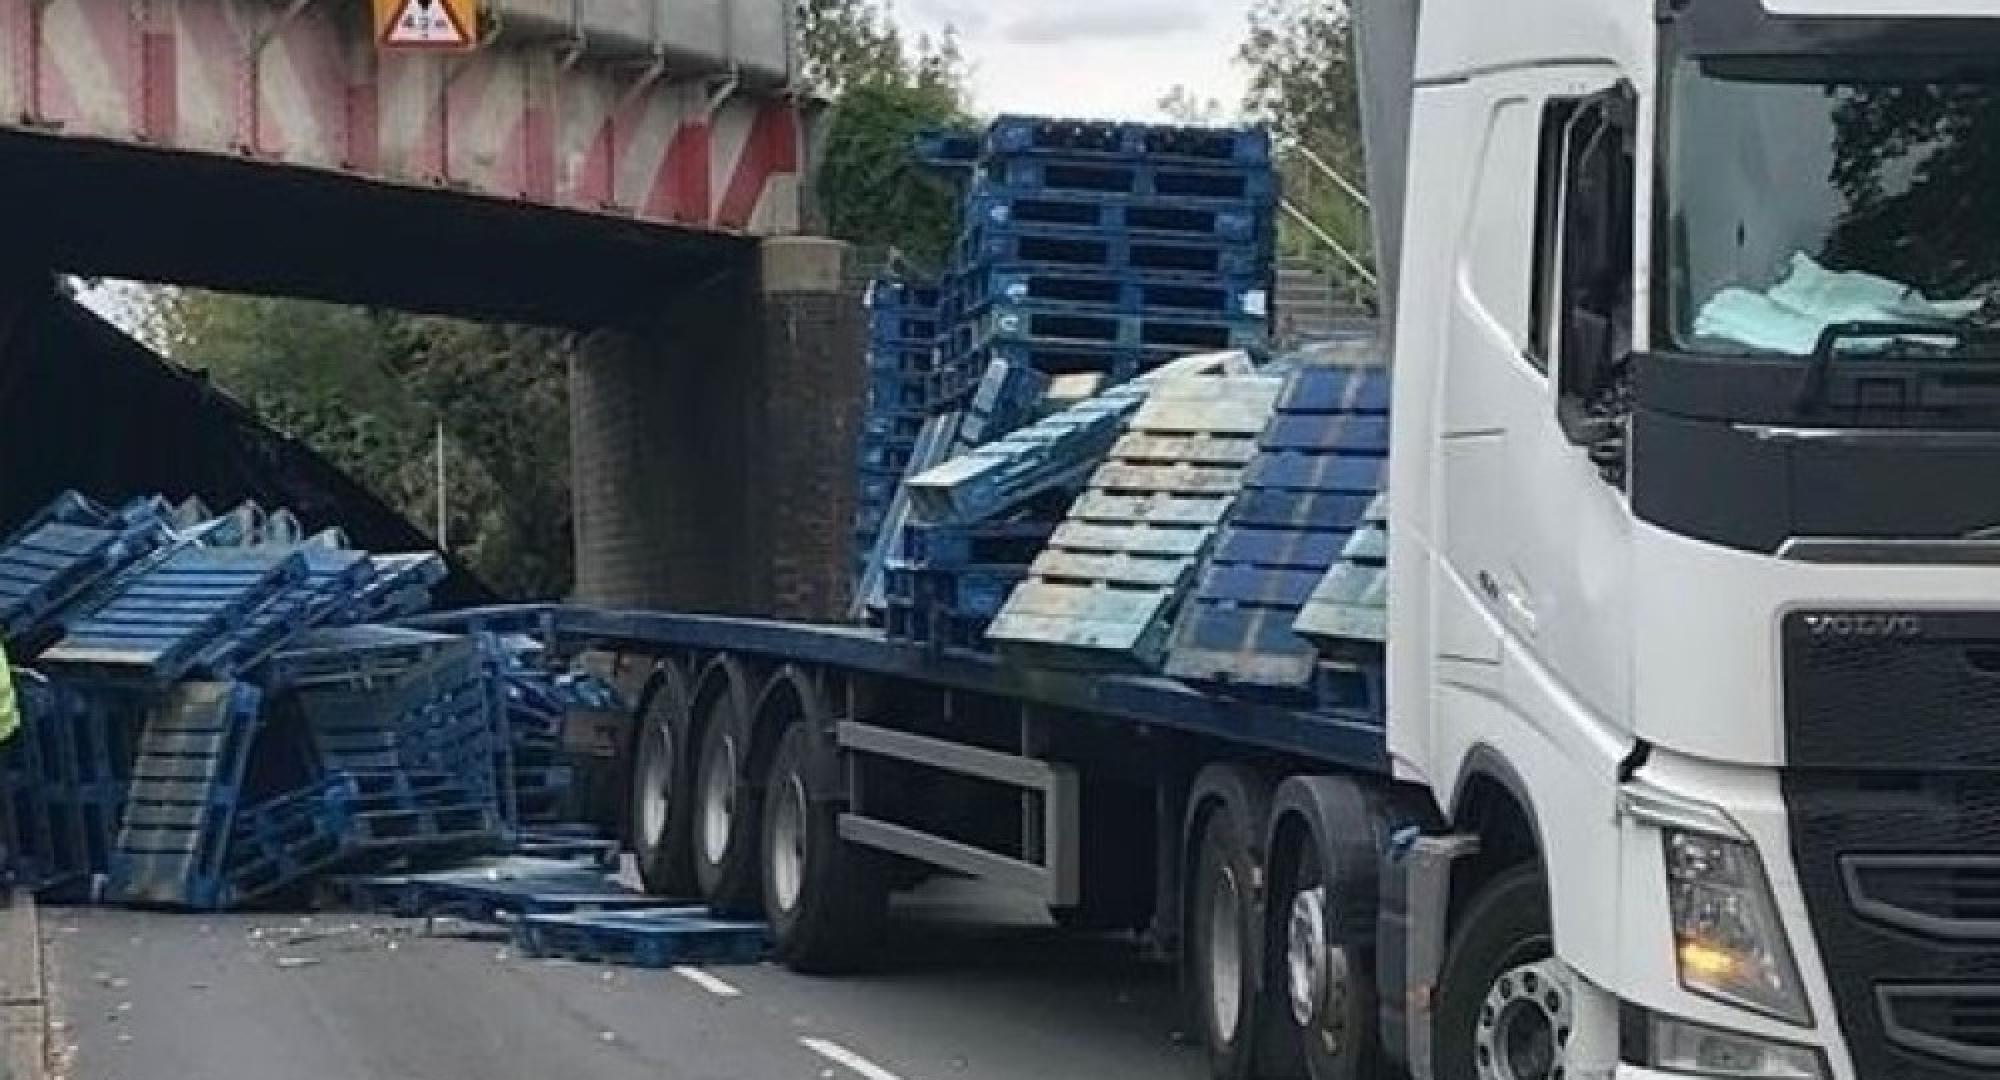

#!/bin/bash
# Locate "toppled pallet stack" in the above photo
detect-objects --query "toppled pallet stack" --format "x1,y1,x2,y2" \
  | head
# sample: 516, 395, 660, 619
1166, 362, 1391, 691
0, 491, 607, 910
986, 373, 1284, 669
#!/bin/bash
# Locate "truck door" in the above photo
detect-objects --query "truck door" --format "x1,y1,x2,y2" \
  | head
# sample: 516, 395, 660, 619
1433, 69, 1637, 738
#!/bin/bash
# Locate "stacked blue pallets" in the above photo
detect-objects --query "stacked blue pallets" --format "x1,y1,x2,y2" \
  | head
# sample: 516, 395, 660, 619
859, 116, 1280, 646
0, 678, 140, 898
941, 115, 1276, 395
0, 490, 606, 910
854, 276, 945, 577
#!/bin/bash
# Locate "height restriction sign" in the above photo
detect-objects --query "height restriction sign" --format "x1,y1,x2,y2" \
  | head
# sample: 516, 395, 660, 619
376, 0, 477, 50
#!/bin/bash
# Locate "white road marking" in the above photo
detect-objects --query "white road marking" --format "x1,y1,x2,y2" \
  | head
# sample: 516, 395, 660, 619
671, 966, 742, 997
800, 1036, 906, 1080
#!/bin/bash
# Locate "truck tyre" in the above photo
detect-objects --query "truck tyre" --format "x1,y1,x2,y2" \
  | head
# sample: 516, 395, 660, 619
1185, 765, 1276, 1080
693, 698, 762, 916
1435, 865, 1563, 1080
1266, 777, 1387, 1080
629, 669, 699, 898
760, 722, 888, 973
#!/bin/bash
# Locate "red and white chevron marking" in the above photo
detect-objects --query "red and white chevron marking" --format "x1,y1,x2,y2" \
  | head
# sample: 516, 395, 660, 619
0, 0, 802, 234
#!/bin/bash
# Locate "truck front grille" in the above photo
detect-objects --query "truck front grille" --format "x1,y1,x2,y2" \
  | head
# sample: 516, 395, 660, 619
1845, 855, 2000, 941
1784, 612, 2000, 1080
1880, 986, 2000, 1070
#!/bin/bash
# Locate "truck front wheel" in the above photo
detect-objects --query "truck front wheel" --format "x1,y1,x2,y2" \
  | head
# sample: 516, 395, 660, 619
1435, 865, 1567, 1080
759, 722, 888, 973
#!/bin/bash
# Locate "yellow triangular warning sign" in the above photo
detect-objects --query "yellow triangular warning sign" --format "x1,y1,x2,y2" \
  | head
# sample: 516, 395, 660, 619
380, 0, 473, 49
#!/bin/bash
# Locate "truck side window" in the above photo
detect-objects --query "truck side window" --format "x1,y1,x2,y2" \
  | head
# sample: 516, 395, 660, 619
1530, 87, 1637, 465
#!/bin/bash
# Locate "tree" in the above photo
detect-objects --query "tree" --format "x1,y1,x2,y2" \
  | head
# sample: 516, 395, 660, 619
1238, 0, 1374, 298
135, 287, 576, 600
1826, 83, 2000, 301
795, 0, 908, 98
797, 0, 973, 269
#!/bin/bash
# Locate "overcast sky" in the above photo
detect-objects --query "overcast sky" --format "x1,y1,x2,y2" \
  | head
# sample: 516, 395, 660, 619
897, 0, 1255, 122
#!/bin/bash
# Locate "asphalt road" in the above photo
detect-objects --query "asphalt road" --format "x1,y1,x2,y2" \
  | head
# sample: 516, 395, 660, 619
39, 881, 1205, 1080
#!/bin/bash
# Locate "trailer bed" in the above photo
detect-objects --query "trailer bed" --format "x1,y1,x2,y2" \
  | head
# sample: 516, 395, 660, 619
416, 605, 1389, 774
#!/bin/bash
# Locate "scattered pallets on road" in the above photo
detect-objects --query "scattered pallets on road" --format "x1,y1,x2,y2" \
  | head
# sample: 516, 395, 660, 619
0, 490, 610, 913
515, 907, 770, 968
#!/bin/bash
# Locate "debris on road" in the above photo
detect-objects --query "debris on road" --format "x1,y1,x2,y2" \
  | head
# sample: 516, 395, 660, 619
0, 493, 597, 911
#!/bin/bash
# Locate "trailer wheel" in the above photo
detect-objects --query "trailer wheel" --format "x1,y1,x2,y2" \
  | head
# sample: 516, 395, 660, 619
1435, 865, 1563, 1080
629, 671, 698, 898
760, 722, 888, 973
693, 703, 761, 916
1265, 776, 1388, 1080
1188, 770, 1272, 1080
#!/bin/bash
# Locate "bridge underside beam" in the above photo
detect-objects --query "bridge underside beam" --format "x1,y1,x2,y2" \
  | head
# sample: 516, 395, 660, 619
0, 129, 741, 328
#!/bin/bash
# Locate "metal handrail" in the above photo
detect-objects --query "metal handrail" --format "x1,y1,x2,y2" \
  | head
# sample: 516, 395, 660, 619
1281, 201, 1377, 289
1278, 136, 1371, 211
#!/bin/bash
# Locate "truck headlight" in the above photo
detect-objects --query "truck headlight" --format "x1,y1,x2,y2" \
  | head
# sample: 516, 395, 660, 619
1624, 1006, 1828, 1079
1663, 827, 1811, 1025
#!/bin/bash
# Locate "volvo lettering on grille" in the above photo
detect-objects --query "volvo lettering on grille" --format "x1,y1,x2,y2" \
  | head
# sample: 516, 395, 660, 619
1801, 613, 1925, 639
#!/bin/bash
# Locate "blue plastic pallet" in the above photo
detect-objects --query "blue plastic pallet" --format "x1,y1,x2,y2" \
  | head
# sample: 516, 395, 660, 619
903, 383, 1154, 526
984, 115, 1273, 167
958, 225, 1268, 281
193, 546, 376, 677
955, 360, 1052, 449
333, 857, 655, 924
855, 412, 967, 617
1, 680, 136, 897
43, 547, 313, 682
515, 907, 770, 968
868, 310, 941, 345
1167, 365, 1390, 690
333, 553, 449, 624
225, 775, 358, 905
295, 639, 498, 799
0, 517, 169, 643
858, 438, 918, 474
863, 409, 931, 444
866, 276, 944, 312
512, 829, 619, 869
108, 680, 265, 909
964, 303, 1267, 355
883, 600, 995, 658
957, 266, 1268, 321
867, 342, 936, 376
258, 624, 465, 691
977, 339, 1201, 379
978, 156, 1279, 204
1295, 494, 1390, 651
868, 371, 931, 413
884, 562, 1026, 619
965, 188, 1270, 246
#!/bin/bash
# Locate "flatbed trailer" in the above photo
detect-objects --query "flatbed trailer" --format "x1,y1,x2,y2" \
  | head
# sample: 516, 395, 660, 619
417, 603, 1402, 928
